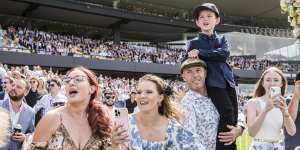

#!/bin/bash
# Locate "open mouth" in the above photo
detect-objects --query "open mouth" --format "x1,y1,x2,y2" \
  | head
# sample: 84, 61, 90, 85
140, 101, 149, 105
192, 80, 202, 84
68, 89, 78, 97
203, 23, 209, 26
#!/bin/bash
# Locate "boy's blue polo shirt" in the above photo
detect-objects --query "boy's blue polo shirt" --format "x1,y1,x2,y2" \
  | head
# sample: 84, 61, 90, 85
187, 32, 235, 88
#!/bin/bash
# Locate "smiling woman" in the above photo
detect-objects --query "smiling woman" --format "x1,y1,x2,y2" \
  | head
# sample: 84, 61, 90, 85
246, 67, 296, 150
31, 66, 113, 150
111, 74, 206, 150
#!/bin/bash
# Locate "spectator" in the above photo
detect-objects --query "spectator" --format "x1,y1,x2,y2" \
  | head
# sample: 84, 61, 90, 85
37, 77, 48, 95
0, 76, 14, 100
124, 90, 137, 114
103, 88, 117, 117
180, 58, 219, 149
25, 76, 43, 108
112, 74, 205, 150
180, 58, 244, 149
32, 67, 112, 149
0, 78, 35, 150
247, 67, 296, 149
0, 63, 7, 91
11, 70, 22, 80
33, 77, 66, 125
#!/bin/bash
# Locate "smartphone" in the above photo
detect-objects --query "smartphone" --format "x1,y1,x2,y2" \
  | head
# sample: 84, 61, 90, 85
270, 87, 281, 101
114, 108, 129, 129
13, 124, 22, 135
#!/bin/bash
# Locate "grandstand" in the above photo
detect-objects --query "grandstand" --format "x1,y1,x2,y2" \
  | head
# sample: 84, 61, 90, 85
0, 0, 299, 82
0, 0, 299, 76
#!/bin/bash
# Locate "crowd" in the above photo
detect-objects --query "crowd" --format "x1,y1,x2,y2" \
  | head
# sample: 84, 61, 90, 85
0, 25, 185, 65
0, 62, 241, 149
0, 64, 187, 100
1, 61, 299, 149
229, 56, 300, 72
1, 25, 300, 72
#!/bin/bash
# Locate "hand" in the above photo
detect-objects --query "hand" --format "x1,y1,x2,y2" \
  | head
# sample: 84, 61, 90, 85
11, 132, 26, 142
274, 96, 289, 115
218, 125, 242, 145
187, 49, 199, 58
264, 96, 275, 112
112, 122, 130, 145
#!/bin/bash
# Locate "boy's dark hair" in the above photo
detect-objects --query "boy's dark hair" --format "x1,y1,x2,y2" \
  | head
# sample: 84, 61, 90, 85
193, 3, 220, 20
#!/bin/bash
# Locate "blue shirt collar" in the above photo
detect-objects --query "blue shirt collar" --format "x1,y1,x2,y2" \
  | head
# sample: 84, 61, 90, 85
198, 31, 218, 40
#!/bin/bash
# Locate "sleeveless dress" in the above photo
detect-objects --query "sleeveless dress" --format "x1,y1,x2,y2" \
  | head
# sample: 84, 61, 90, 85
250, 100, 285, 150
30, 114, 110, 150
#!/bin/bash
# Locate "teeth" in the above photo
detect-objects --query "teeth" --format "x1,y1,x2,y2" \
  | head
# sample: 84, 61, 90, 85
140, 101, 148, 105
69, 91, 78, 97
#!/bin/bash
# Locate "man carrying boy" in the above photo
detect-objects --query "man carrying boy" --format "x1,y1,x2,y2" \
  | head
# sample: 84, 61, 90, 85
187, 3, 238, 150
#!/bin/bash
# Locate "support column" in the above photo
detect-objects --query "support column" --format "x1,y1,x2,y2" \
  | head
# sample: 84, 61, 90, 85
113, 26, 120, 45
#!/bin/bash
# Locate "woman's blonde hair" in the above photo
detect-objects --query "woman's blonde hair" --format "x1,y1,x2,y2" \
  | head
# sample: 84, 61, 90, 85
253, 67, 287, 98
0, 108, 9, 148
139, 74, 183, 123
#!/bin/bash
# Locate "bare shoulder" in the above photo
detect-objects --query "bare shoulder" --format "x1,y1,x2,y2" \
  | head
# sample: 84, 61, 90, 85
246, 98, 261, 111
247, 98, 259, 106
33, 107, 65, 142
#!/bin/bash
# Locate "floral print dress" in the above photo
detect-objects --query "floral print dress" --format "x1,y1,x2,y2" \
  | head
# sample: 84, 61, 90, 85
128, 115, 205, 150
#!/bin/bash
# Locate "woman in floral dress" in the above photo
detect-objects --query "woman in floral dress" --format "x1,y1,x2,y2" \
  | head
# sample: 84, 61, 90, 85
112, 74, 205, 150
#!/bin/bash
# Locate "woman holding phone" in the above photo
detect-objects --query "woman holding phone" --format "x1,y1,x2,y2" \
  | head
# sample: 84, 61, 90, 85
246, 67, 296, 150
112, 74, 205, 150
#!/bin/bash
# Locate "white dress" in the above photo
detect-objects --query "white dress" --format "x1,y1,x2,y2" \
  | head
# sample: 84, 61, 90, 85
250, 99, 285, 150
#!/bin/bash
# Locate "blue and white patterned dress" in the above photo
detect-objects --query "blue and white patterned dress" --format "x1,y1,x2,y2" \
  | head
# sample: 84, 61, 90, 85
128, 115, 205, 150
181, 90, 220, 150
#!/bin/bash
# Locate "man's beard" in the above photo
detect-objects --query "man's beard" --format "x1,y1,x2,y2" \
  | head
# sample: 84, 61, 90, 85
105, 101, 114, 107
9, 92, 24, 102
